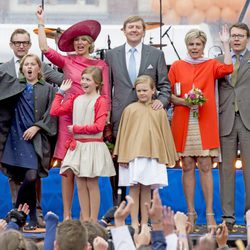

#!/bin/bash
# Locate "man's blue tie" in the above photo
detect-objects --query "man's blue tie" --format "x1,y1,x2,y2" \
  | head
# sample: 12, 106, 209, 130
128, 48, 137, 85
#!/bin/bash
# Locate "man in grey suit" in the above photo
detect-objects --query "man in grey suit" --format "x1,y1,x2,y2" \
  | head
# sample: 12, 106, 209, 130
106, 16, 170, 203
0, 28, 63, 227
218, 23, 250, 230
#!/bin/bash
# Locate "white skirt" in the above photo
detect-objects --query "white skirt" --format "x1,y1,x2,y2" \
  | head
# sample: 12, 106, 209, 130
118, 157, 168, 189
61, 141, 116, 178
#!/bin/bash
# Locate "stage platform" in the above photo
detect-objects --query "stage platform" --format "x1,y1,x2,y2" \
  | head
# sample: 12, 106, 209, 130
0, 168, 246, 223
0, 168, 247, 243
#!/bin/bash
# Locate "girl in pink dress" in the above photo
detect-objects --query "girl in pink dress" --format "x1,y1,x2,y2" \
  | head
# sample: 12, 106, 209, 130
36, 6, 110, 220
50, 66, 115, 221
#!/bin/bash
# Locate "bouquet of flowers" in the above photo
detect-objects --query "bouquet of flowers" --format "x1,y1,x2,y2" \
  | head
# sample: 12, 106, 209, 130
184, 86, 206, 118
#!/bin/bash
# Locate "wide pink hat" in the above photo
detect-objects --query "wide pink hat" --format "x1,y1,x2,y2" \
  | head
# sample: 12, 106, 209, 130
58, 20, 101, 52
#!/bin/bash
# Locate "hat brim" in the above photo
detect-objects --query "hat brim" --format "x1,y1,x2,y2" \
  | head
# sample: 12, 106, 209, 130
58, 20, 101, 52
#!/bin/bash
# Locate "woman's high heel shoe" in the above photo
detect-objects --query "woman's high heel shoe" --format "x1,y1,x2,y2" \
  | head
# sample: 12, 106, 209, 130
186, 211, 197, 233
206, 212, 217, 232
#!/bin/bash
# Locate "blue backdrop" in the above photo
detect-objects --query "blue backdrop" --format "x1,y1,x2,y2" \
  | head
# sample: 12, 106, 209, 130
0, 168, 245, 224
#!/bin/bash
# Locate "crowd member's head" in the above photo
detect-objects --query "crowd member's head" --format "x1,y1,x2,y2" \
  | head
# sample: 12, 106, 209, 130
82, 221, 108, 248
36, 240, 44, 250
58, 20, 100, 56
25, 239, 38, 250
194, 233, 216, 250
54, 220, 88, 250
9, 29, 31, 59
0, 229, 27, 250
229, 22, 250, 54
123, 16, 146, 47
185, 29, 207, 59
20, 54, 43, 83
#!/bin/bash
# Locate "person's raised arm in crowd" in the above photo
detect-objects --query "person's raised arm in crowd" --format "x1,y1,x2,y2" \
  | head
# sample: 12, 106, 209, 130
162, 206, 178, 250
246, 210, 250, 250
43, 211, 59, 250
216, 221, 229, 250
111, 195, 136, 250
145, 189, 166, 250
174, 212, 189, 250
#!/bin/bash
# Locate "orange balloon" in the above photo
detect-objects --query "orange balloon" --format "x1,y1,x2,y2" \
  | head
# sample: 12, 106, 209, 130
215, 0, 228, 9
188, 9, 205, 24
221, 7, 238, 23
175, 0, 194, 17
163, 9, 181, 24
228, 0, 244, 12
193, 0, 214, 11
152, 0, 170, 15
206, 5, 221, 22
167, 0, 176, 8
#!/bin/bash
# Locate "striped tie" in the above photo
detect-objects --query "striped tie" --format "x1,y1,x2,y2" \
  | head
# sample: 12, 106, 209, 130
232, 55, 240, 112
231, 54, 240, 86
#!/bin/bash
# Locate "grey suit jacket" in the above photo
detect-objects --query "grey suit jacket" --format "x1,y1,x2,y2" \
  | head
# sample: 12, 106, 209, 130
106, 43, 170, 135
218, 50, 250, 136
0, 57, 64, 86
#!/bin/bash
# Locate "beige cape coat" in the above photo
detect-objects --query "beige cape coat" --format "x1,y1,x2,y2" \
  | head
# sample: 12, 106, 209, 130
113, 102, 178, 167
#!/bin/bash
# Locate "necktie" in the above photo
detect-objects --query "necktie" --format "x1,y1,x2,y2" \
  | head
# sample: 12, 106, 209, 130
231, 55, 240, 112
231, 55, 240, 86
128, 48, 137, 85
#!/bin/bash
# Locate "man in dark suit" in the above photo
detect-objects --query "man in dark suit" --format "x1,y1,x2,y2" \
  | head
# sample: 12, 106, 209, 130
0, 28, 63, 227
106, 16, 170, 204
218, 22, 250, 230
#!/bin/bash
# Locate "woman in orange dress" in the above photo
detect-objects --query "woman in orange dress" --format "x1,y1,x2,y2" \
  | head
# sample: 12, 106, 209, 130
169, 26, 233, 231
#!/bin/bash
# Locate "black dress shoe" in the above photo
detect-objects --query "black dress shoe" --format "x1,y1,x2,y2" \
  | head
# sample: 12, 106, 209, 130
225, 221, 235, 231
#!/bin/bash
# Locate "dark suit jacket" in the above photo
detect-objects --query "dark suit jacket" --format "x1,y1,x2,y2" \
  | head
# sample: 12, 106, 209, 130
218, 50, 250, 136
0, 71, 24, 159
0, 75, 57, 177
106, 43, 170, 135
0, 57, 64, 86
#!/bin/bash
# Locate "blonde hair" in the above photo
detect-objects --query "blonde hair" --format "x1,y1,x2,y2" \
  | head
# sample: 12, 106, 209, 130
134, 75, 155, 90
74, 35, 95, 53
19, 53, 43, 80
123, 16, 146, 31
185, 29, 207, 47
81, 66, 103, 92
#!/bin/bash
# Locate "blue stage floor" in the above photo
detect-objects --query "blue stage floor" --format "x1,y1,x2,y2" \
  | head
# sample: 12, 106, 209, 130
0, 168, 246, 224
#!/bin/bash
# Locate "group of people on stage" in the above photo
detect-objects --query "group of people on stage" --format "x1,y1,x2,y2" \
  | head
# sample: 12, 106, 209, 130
0, 4, 249, 236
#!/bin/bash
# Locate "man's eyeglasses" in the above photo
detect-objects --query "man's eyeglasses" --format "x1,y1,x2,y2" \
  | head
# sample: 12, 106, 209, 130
11, 41, 30, 47
230, 34, 246, 40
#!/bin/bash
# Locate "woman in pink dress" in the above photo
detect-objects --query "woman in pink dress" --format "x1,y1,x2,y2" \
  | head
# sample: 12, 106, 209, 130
36, 5, 110, 220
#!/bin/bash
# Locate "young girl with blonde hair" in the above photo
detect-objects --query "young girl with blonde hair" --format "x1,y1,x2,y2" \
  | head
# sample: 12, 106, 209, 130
114, 75, 178, 231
